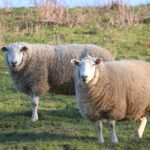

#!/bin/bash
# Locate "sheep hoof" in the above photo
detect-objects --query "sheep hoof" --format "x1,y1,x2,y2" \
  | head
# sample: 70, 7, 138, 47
130, 132, 140, 140
98, 137, 105, 144
31, 115, 38, 122
98, 140, 105, 144
111, 138, 118, 144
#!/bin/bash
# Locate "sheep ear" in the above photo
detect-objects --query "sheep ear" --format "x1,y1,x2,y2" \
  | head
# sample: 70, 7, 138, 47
95, 58, 102, 65
21, 46, 28, 52
71, 59, 80, 66
1, 46, 8, 52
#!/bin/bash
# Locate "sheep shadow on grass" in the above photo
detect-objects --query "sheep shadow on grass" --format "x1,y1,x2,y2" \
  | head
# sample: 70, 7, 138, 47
0, 108, 82, 120
0, 132, 97, 143
0, 110, 91, 145
0, 131, 149, 149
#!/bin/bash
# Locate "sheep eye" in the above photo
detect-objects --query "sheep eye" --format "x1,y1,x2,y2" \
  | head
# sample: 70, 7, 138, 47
20, 46, 28, 52
1, 47, 8, 52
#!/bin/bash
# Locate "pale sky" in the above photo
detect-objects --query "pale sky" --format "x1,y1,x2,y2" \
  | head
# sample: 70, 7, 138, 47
0, 0, 149, 8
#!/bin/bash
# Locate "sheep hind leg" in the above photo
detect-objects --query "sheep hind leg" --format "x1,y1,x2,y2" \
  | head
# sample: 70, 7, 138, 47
109, 120, 118, 144
97, 120, 105, 144
130, 116, 147, 140
31, 94, 39, 122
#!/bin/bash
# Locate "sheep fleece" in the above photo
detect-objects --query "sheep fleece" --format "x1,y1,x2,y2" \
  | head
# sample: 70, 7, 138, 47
7, 42, 113, 96
74, 60, 150, 121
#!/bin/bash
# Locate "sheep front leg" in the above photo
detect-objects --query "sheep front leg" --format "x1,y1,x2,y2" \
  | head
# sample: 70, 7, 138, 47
31, 94, 39, 122
97, 120, 105, 144
130, 116, 147, 140
109, 120, 118, 144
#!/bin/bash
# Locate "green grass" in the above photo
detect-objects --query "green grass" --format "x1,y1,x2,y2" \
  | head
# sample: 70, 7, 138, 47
0, 88, 150, 150
0, 5, 150, 150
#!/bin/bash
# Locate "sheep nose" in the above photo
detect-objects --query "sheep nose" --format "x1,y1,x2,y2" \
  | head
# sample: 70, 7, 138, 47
82, 75, 88, 82
11, 61, 17, 67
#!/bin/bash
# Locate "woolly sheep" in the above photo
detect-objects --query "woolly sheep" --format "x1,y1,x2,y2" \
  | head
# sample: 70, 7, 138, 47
71, 55, 150, 143
0, 42, 113, 122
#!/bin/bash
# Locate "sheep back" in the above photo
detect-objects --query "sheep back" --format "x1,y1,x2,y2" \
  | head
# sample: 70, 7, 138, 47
48, 44, 113, 95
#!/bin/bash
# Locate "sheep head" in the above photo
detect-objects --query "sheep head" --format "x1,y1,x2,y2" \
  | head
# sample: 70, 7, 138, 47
71, 55, 102, 84
1, 44, 28, 71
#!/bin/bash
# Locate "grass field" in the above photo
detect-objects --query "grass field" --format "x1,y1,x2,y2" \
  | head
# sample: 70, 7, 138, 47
0, 4, 150, 150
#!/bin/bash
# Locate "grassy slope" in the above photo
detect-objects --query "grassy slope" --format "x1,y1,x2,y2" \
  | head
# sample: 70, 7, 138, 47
0, 6, 150, 150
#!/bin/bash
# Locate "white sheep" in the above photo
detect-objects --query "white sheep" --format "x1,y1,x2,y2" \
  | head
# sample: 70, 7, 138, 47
71, 55, 150, 143
0, 42, 113, 122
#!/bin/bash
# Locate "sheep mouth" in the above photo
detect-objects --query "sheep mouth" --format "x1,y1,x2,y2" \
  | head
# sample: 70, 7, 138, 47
82, 78, 87, 82
11, 65, 18, 70
11, 64, 20, 71
82, 78, 89, 84
12, 64, 17, 68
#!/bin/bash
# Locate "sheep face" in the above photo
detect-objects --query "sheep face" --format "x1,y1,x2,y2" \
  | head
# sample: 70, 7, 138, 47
71, 56, 101, 84
1, 44, 28, 70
